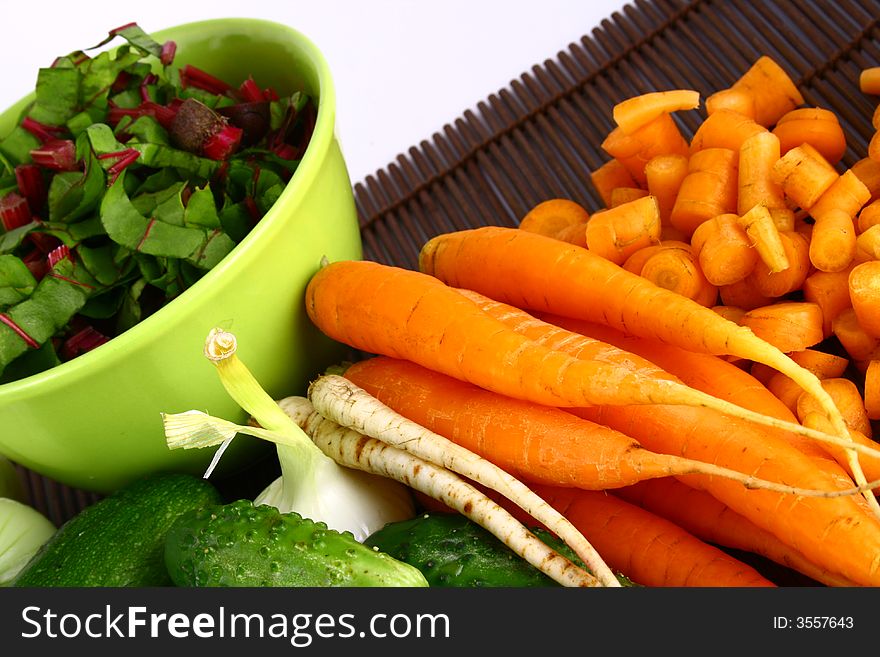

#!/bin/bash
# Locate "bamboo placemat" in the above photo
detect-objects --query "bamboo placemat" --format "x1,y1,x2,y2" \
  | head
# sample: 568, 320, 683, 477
17, 0, 880, 534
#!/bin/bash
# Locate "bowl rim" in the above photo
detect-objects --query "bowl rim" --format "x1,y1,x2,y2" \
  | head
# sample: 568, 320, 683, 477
0, 17, 338, 399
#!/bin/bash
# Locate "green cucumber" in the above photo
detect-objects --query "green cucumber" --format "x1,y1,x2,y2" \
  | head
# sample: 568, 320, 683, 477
164, 500, 429, 587
366, 512, 636, 587
12, 472, 221, 587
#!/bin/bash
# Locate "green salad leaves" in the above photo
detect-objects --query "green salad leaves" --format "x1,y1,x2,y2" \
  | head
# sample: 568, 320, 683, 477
0, 23, 315, 382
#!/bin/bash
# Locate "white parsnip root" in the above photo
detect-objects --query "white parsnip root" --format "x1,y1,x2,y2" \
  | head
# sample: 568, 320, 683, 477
306, 374, 621, 587
280, 396, 604, 588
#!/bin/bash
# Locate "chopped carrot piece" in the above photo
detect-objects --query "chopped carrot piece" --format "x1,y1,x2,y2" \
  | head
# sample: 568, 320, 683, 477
796, 378, 872, 438
849, 261, 880, 338
553, 222, 588, 248
870, 130, 880, 164
739, 302, 824, 353
690, 213, 758, 286
610, 187, 649, 207
851, 158, 880, 203
857, 199, 880, 233
802, 268, 854, 338
730, 55, 805, 127
772, 107, 846, 165
712, 305, 746, 324
737, 204, 789, 273
788, 349, 849, 379
612, 89, 700, 135
519, 199, 590, 240
585, 195, 661, 265
669, 147, 738, 236
860, 67, 880, 95
765, 371, 804, 414
810, 169, 872, 221
745, 230, 811, 298
737, 131, 789, 218
855, 224, 880, 263
832, 307, 880, 362
645, 154, 689, 226
771, 143, 840, 210
719, 276, 776, 311
705, 87, 756, 119
689, 108, 767, 153
591, 159, 638, 208
638, 243, 717, 307
864, 360, 880, 420
809, 208, 857, 273
601, 113, 689, 186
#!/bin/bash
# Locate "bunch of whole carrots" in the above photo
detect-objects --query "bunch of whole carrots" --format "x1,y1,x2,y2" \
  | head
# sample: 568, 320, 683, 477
301, 55, 880, 587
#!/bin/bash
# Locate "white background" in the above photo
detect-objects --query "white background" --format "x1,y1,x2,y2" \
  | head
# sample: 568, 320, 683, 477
0, 0, 630, 185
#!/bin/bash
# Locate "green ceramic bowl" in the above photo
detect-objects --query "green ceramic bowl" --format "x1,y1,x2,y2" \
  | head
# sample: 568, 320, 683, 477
0, 18, 362, 493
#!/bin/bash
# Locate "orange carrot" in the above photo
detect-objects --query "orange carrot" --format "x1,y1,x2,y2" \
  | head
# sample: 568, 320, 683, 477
584, 195, 661, 264
858, 199, 880, 233
591, 159, 638, 207
719, 276, 775, 310
808, 170, 870, 272
855, 224, 880, 262
690, 213, 758, 286
729, 55, 805, 127
766, 371, 810, 415
552, 222, 588, 248
713, 304, 747, 325
644, 153, 689, 225
689, 108, 766, 153
865, 360, 880, 420
571, 395, 880, 585
772, 107, 847, 165
738, 302, 824, 353
802, 268, 854, 338
797, 377, 871, 439
737, 204, 789, 273
535, 486, 775, 587
622, 243, 664, 275
852, 157, 880, 203
669, 147, 738, 236
343, 356, 845, 498
788, 349, 849, 380
771, 143, 839, 210
809, 209, 858, 273
832, 307, 880, 363
468, 304, 880, 572
601, 112, 689, 186
637, 242, 716, 307
609, 186, 649, 207
849, 261, 880, 338
800, 411, 880, 489
705, 87, 756, 119
737, 131, 791, 223
540, 312, 858, 472
519, 198, 590, 241
494, 485, 775, 587
477, 298, 868, 501
861, 67, 880, 95
612, 89, 700, 134
869, 130, 880, 163
817, 170, 871, 225
533, 313, 796, 424
745, 229, 811, 298
418, 226, 874, 498
614, 478, 859, 587
308, 257, 840, 446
